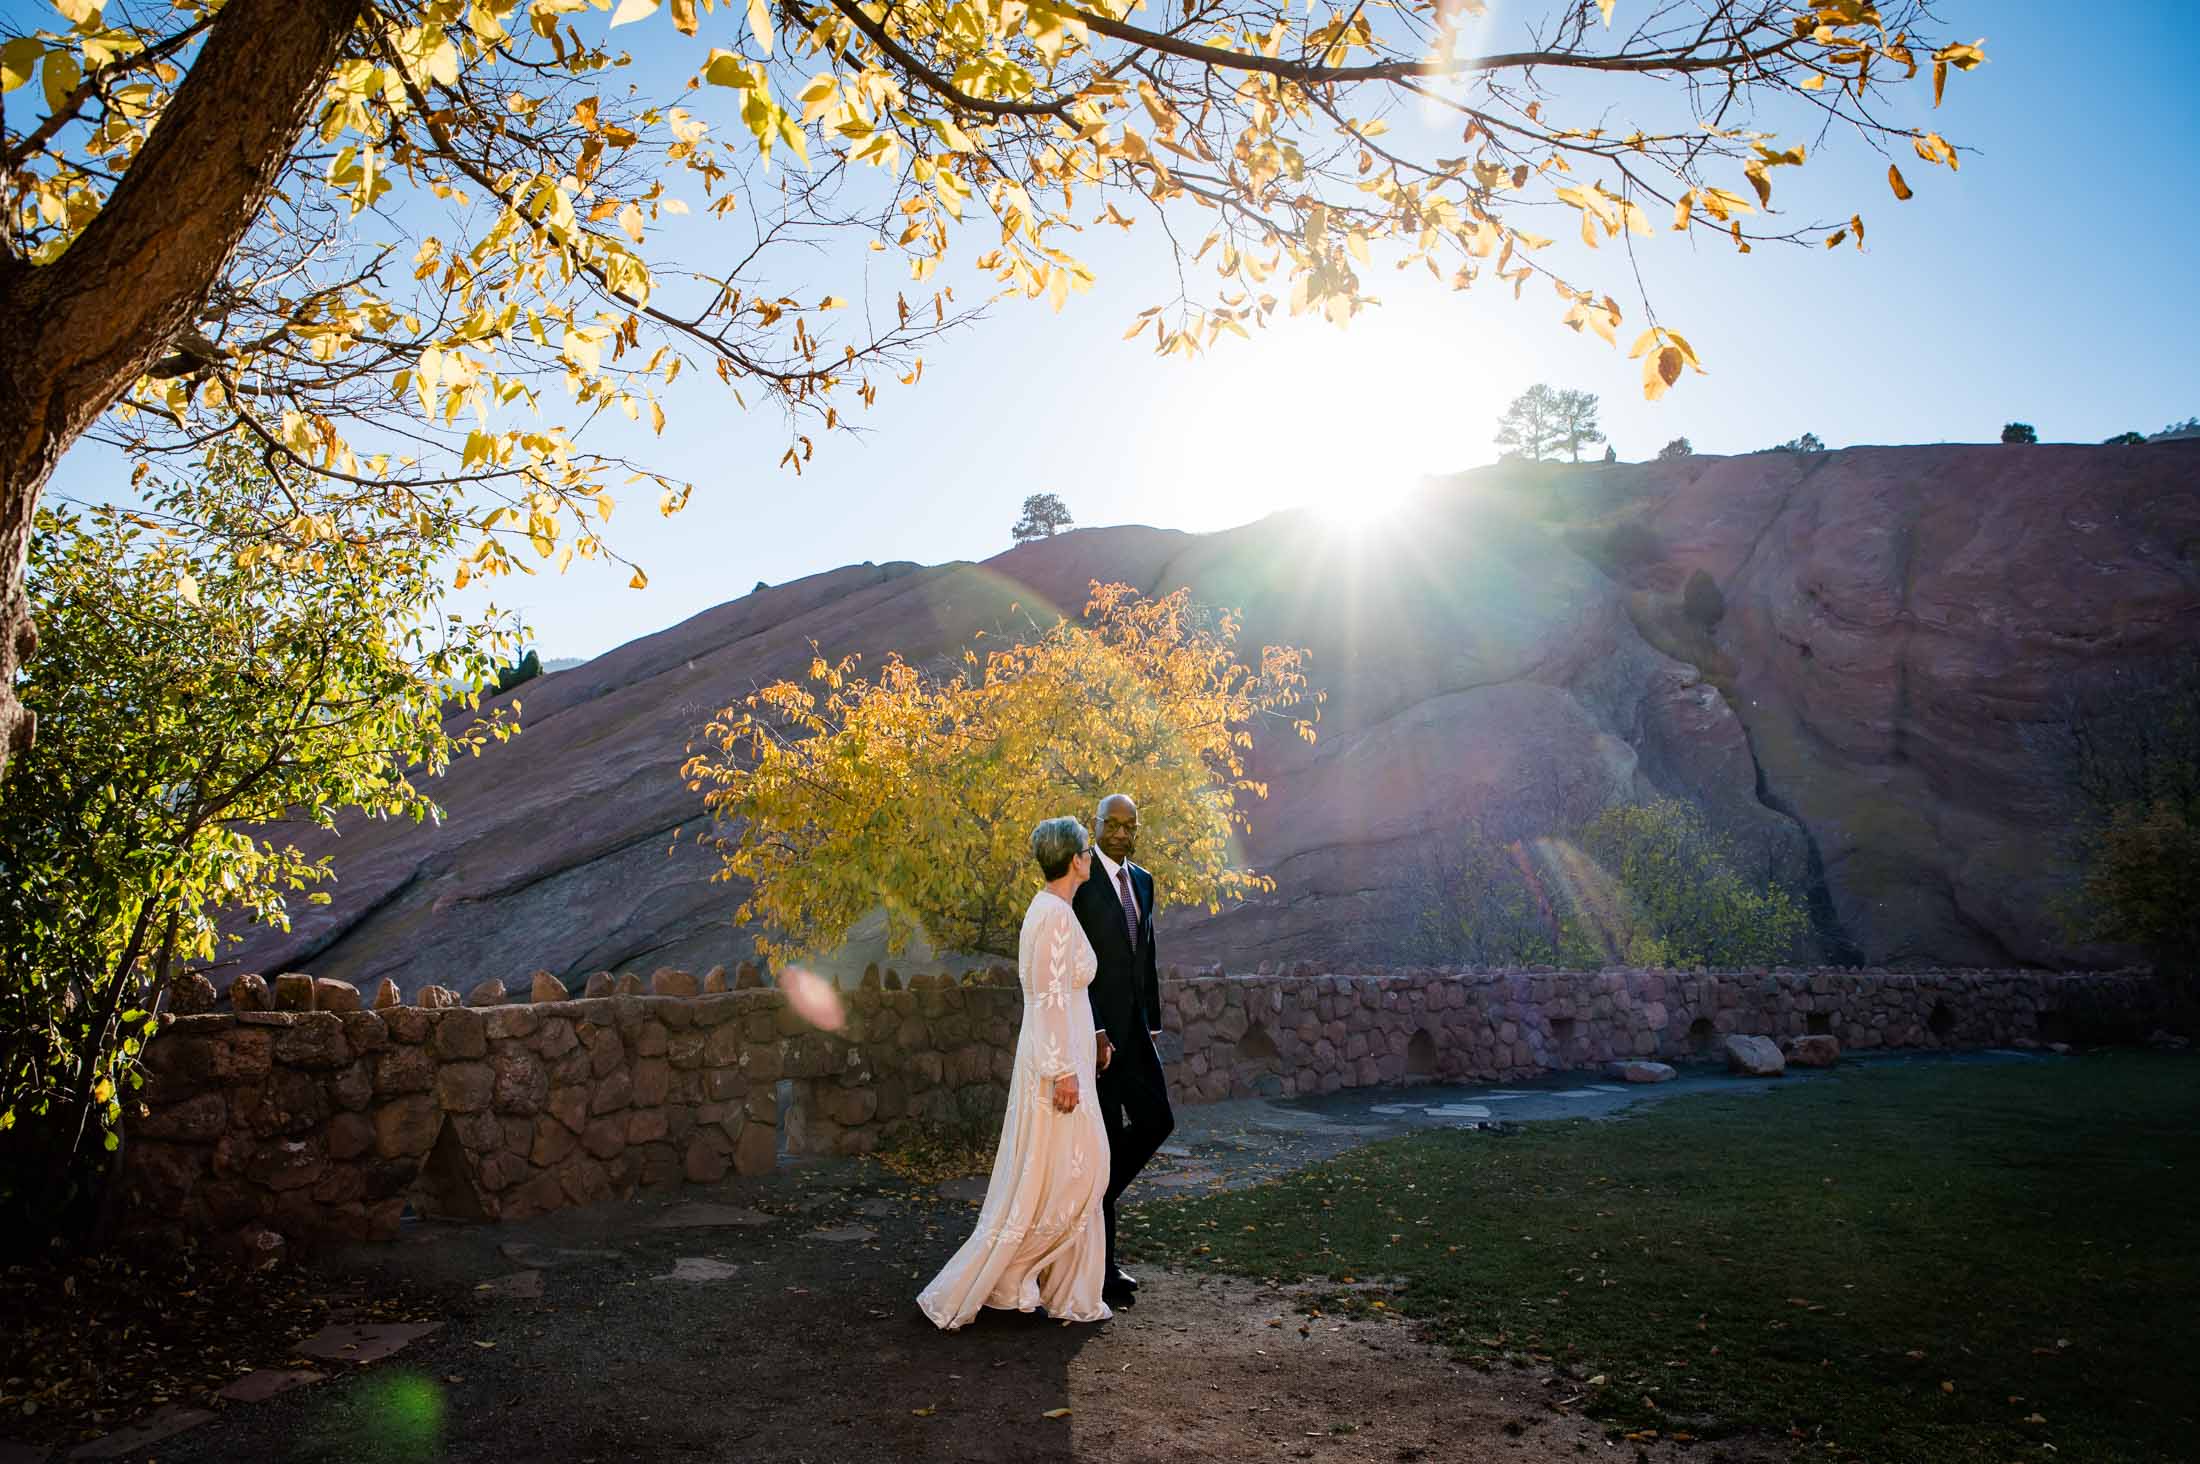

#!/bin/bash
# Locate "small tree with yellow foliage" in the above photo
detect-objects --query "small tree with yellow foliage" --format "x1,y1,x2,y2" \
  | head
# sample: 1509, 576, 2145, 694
681, 583, 1320, 964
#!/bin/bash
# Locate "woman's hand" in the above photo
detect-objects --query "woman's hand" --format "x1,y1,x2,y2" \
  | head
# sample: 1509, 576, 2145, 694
1052, 1073, 1079, 1113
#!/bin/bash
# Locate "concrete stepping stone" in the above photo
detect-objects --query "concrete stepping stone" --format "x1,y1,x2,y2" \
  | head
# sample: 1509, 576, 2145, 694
1426, 1104, 1492, 1120
1368, 1104, 1428, 1116
936, 1176, 990, 1204
1147, 1168, 1223, 1189
653, 1257, 740, 1283
294, 1321, 443, 1365
1554, 1089, 1605, 1099
498, 1242, 623, 1269
808, 1224, 877, 1244
216, 1368, 323, 1404
68, 1404, 214, 1459
646, 1202, 772, 1230
854, 1198, 902, 1218
477, 1270, 543, 1300
1155, 1144, 1193, 1158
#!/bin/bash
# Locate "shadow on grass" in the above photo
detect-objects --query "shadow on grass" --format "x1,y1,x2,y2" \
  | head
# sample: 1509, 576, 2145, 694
1130, 1052, 2200, 1463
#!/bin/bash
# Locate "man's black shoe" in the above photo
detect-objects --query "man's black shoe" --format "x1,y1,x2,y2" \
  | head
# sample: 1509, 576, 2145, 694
1102, 1277, 1138, 1307
1109, 1267, 1141, 1292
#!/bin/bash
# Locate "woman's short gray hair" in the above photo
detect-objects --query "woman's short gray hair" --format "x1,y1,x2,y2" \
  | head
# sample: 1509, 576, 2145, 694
1031, 816, 1090, 881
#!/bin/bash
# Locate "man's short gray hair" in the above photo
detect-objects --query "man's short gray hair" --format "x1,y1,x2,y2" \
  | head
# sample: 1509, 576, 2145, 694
1031, 816, 1090, 881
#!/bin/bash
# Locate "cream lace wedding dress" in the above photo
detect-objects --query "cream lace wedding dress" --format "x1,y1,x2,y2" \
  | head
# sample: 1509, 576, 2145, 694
917, 890, 1112, 1330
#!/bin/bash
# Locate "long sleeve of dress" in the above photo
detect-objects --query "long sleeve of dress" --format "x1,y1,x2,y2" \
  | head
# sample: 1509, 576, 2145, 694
1024, 900, 1080, 1082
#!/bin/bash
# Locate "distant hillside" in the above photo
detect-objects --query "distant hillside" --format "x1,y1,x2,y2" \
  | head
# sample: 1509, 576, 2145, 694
223, 443, 2200, 997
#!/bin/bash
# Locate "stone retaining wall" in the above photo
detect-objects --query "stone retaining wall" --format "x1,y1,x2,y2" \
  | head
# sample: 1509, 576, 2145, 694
124, 965, 2159, 1249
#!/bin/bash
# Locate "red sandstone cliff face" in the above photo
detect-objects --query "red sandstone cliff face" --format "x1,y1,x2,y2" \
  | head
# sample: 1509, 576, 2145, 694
222, 443, 2200, 995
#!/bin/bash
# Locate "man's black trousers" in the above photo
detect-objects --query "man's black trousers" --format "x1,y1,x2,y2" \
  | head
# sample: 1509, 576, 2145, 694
1095, 1029, 1175, 1273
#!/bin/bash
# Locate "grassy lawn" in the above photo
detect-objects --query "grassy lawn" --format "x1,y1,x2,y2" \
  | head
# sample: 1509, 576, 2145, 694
1128, 1054, 2200, 1463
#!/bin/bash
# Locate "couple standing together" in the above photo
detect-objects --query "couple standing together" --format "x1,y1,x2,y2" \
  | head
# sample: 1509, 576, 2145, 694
917, 794, 1174, 1329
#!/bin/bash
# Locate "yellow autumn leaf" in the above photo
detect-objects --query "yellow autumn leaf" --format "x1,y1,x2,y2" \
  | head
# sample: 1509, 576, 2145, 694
0, 37, 40, 92
746, 0, 774, 57
1041, 1408, 1073, 1419
628, 567, 649, 589
607, 0, 658, 28
176, 570, 201, 608
1888, 164, 1913, 200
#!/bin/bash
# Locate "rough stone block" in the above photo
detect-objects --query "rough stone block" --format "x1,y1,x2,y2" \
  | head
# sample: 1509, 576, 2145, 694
372, 978, 403, 1011
467, 977, 509, 1008
373, 1094, 440, 1159
314, 978, 363, 1014
384, 1005, 430, 1044
590, 1068, 634, 1115
436, 1061, 495, 1113
274, 1013, 351, 1070
1724, 1034, 1786, 1077
651, 967, 699, 998
530, 970, 570, 1003
274, 973, 318, 1012
419, 985, 460, 1010
485, 1005, 541, 1042
432, 1008, 488, 1060
373, 1046, 435, 1095
492, 1049, 549, 1114
1785, 1034, 1841, 1067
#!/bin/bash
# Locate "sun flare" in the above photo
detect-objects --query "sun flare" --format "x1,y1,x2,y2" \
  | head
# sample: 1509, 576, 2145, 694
1124, 315, 1504, 533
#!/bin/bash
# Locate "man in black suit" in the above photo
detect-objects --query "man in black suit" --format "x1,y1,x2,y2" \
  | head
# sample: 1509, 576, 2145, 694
1072, 792, 1175, 1308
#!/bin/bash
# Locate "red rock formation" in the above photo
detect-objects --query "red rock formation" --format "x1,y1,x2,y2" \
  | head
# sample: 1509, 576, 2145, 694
221, 443, 2200, 995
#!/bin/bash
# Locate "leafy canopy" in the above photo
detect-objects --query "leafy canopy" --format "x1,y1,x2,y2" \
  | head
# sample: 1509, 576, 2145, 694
0, 442, 515, 1214
1398, 800, 1806, 970
1, 0, 1985, 590
680, 582, 1320, 962
1010, 491, 1074, 543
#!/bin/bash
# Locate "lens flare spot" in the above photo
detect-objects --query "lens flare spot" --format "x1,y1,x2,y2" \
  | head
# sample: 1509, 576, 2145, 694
780, 965, 846, 1032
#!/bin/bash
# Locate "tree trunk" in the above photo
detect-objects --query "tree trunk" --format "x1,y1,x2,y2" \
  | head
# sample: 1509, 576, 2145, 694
0, 0, 368, 780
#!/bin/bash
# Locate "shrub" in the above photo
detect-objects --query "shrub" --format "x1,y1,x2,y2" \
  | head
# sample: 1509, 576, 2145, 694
2103, 431, 2147, 446
1657, 437, 1693, 460
0, 444, 515, 1236
1396, 833, 1604, 968
1576, 800, 1808, 968
1399, 801, 1805, 970
2001, 421, 2038, 444
2077, 806, 2200, 977
1682, 568, 1726, 628
2042, 651, 2200, 980
495, 648, 543, 695
1773, 432, 1825, 454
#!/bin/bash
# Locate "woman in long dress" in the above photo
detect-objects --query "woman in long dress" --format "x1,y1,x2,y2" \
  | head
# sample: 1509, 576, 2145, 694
918, 816, 1112, 1330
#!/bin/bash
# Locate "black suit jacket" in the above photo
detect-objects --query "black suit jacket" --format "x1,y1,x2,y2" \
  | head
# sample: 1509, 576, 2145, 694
1073, 860, 1161, 1051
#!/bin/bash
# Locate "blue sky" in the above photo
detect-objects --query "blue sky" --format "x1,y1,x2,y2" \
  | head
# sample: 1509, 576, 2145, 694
36, 2, 2200, 659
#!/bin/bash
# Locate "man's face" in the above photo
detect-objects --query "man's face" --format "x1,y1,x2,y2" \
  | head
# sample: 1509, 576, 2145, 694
1096, 798, 1139, 863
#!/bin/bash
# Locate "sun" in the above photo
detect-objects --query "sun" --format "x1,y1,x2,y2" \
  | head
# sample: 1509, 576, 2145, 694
1123, 312, 1499, 533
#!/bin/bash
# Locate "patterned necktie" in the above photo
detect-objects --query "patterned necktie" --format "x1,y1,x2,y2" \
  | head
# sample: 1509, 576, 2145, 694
1117, 865, 1138, 950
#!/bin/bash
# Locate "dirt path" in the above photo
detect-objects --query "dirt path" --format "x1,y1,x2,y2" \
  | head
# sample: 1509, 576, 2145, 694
96, 1138, 1795, 1464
